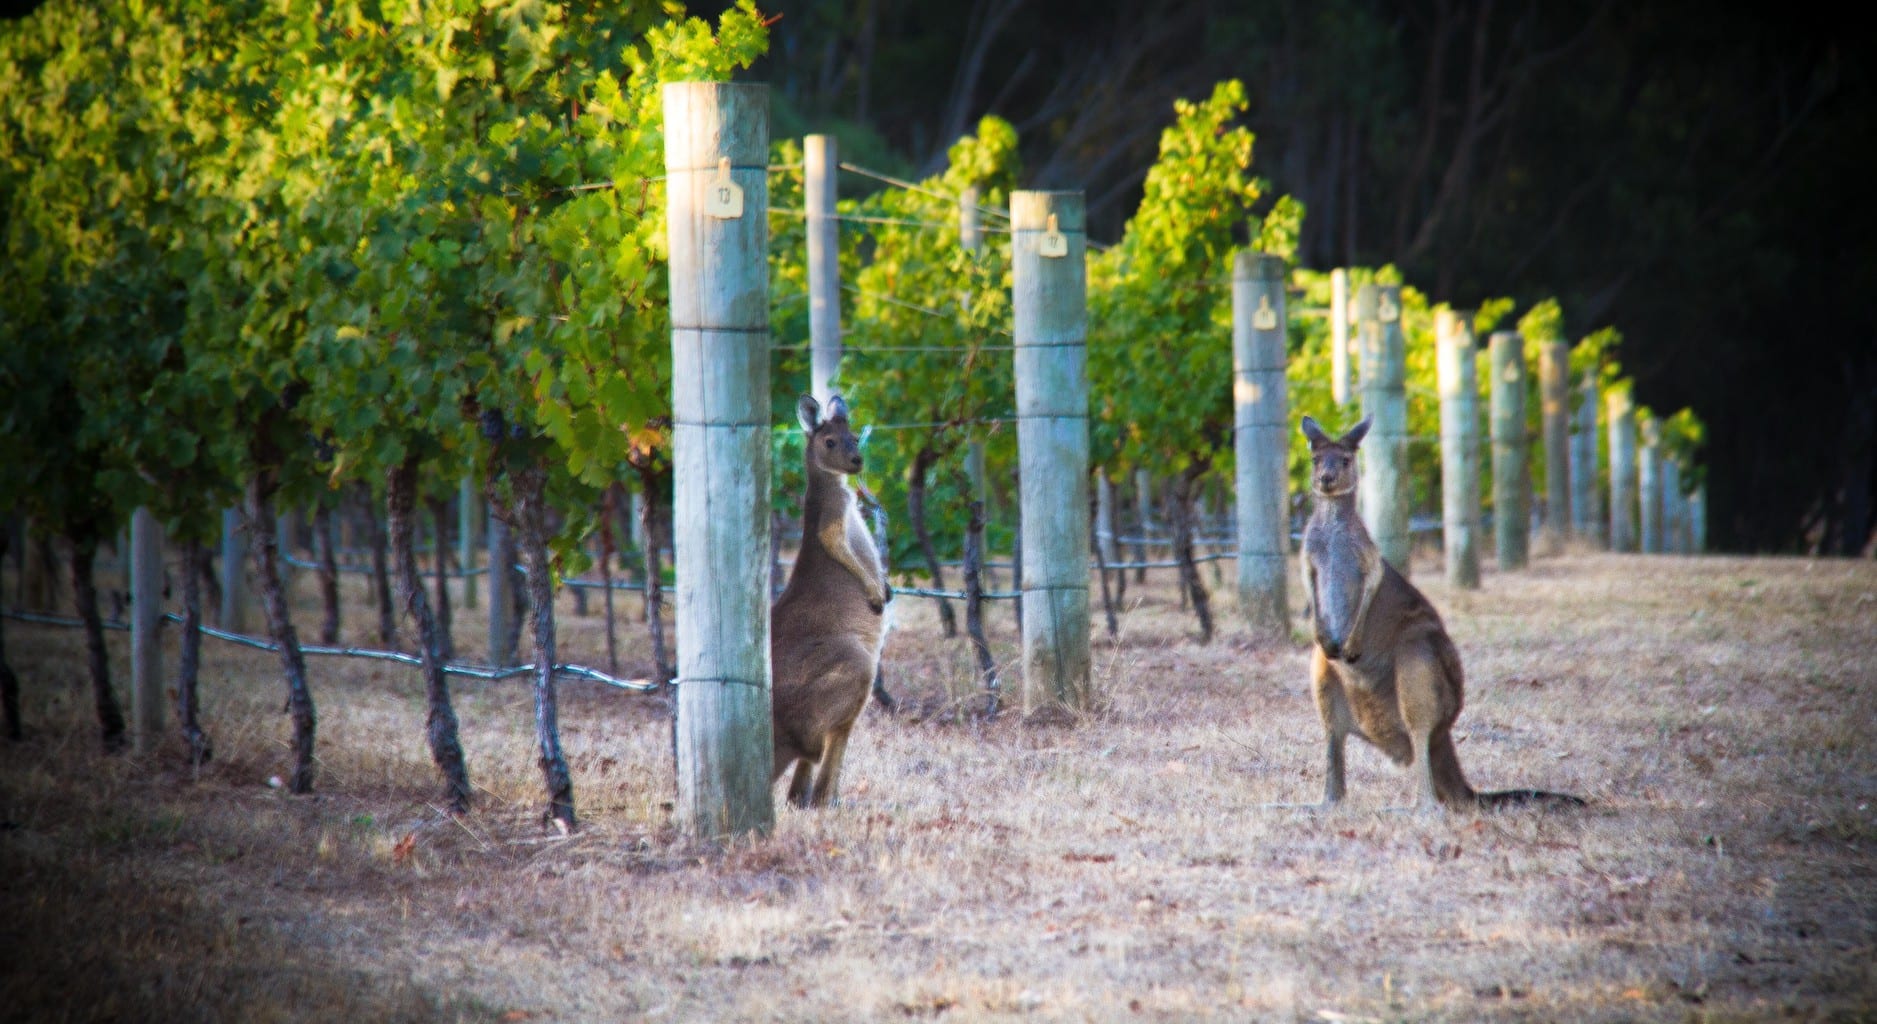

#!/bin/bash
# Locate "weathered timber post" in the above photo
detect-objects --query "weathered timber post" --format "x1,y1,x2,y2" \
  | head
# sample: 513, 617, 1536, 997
1356, 284, 1410, 572
1011, 190, 1091, 715
1690, 482, 1708, 553
487, 504, 515, 666
1095, 473, 1118, 567
1232, 251, 1290, 635
1490, 330, 1529, 570
458, 475, 478, 609
1674, 451, 1689, 551
1607, 385, 1638, 552
1436, 308, 1482, 589
806, 133, 840, 406
960, 185, 990, 539
1638, 411, 1663, 554
666, 81, 773, 838
1539, 328, 1571, 552
1571, 369, 1603, 547
130, 507, 165, 753
219, 506, 247, 631
1330, 268, 1353, 407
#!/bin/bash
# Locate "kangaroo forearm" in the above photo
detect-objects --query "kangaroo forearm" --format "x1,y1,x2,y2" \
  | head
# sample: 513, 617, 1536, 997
819, 518, 883, 600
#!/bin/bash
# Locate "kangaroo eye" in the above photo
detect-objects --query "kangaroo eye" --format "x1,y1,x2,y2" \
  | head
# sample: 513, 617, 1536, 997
823, 438, 835, 449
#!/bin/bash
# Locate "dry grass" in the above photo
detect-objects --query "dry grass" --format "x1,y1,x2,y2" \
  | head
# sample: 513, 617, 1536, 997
3, 551, 1875, 1022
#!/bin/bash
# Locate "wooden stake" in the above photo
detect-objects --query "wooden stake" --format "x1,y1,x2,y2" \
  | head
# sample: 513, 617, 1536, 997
1330, 268, 1352, 407
806, 133, 840, 406
665, 82, 774, 839
1607, 385, 1638, 552
1356, 284, 1410, 573
1570, 369, 1603, 547
1436, 309, 1481, 589
1490, 330, 1529, 570
1011, 190, 1091, 716
1638, 411, 1663, 554
1231, 251, 1290, 636
1539, 331, 1571, 552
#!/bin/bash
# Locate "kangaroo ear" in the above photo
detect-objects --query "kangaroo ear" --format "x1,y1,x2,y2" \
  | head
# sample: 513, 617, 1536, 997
796, 394, 820, 432
826, 393, 850, 423
1300, 415, 1331, 448
1340, 416, 1373, 448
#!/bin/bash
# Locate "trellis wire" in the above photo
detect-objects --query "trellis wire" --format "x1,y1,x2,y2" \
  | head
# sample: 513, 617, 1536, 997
1, 608, 657, 692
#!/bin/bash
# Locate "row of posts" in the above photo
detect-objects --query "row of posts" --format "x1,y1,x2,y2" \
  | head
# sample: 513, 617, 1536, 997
96, 83, 1702, 838
666, 81, 1713, 839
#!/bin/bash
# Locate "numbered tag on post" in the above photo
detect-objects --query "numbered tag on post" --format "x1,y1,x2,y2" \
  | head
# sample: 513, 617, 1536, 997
704, 157, 744, 220
1252, 294, 1279, 331
1378, 292, 1401, 323
1039, 213, 1068, 258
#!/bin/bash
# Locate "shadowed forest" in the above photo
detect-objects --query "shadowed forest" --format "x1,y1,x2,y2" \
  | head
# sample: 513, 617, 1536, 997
723, 0, 1876, 555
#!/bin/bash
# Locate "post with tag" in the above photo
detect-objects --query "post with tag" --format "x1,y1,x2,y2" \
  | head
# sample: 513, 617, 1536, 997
1490, 330, 1530, 570
664, 82, 773, 840
1356, 284, 1411, 573
805, 135, 840, 405
1011, 192, 1091, 716
1436, 308, 1482, 589
1231, 251, 1290, 636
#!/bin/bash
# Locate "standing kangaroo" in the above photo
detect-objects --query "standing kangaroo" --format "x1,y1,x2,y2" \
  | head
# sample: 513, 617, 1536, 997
1300, 415, 1583, 811
771, 394, 891, 807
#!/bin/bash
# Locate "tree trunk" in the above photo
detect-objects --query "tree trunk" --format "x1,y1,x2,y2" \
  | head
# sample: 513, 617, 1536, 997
71, 536, 128, 752
0, 529, 20, 741
198, 541, 222, 626
248, 478, 317, 793
314, 503, 340, 644
964, 501, 1000, 716
507, 463, 575, 831
365, 487, 396, 645
177, 536, 212, 766
908, 448, 958, 637
427, 495, 455, 662
1171, 466, 1215, 644
392, 458, 472, 812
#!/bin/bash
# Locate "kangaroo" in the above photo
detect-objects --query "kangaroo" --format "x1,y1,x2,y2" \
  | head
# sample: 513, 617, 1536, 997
771, 394, 891, 808
1300, 415, 1583, 811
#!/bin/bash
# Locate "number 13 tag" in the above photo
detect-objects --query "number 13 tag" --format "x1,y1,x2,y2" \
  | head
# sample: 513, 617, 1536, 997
704, 157, 743, 220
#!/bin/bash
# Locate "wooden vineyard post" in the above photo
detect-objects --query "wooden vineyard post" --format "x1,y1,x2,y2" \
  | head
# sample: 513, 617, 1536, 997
1638, 411, 1663, 554
1231, 251, 1290, 636
487, 506, 515, 667
1490, 330, 1529, 570
219, 506, 247, 631
458, 475, 478, 609
1691, 483, 1708, 553
1539, 328, 1571, 553
1357, 284, 1410, 573
1571, 370, 1603, 547
806, 133, 840, 406
1011, 190, 1091, 716
130, 506, 165, 753
665, 81, 773, 839
1436, 309, 1482, 589
1674, 451, 1689, 551
960, 185, 990, 530
1607, 385, 1638, 552
1330, 268, 1353, 407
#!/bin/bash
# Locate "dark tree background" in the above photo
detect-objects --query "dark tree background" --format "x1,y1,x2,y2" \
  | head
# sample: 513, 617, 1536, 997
4, 0, 1863, 552
728, 0, 1876, 555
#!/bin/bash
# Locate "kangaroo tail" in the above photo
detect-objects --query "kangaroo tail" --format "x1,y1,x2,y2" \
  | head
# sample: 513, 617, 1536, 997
1475, 789, 1587, 809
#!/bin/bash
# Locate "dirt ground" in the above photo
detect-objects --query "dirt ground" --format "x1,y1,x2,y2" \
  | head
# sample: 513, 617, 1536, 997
2, 548, 1874, 1022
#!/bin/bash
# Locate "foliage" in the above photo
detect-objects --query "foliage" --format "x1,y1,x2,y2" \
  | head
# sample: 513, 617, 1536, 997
1088, 80, 1286, 487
